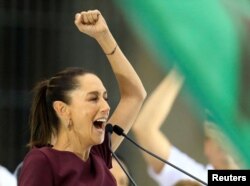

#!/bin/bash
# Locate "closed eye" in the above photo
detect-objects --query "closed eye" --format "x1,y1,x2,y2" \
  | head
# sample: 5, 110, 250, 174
88, 95, 99, 102
87, 91, 108, 102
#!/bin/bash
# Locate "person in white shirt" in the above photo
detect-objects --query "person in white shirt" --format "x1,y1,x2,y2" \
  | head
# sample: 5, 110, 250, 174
132, 68, 240, 186
0, 165, 17, 186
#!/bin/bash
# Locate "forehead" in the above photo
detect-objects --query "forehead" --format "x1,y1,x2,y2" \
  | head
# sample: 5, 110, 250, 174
76, 74, 106, 92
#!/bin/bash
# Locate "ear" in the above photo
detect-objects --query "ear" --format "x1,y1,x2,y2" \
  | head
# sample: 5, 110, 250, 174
53, 101, 70, 119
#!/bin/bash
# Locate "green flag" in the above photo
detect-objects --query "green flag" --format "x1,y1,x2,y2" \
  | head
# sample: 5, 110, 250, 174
114, 0, 250, 167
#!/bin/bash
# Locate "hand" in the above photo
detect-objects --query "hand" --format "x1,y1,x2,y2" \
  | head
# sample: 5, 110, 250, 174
74, 10, 109, 39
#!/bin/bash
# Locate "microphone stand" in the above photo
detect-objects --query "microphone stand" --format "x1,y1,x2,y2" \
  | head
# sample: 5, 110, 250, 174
113, 125, 208, 186
105, 124, 138, 186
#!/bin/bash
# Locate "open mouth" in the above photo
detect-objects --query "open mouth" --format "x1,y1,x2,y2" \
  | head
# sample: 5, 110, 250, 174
93, 119, 106, 129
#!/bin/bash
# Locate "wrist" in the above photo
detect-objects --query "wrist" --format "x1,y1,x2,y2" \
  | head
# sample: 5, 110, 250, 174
96, 31, 117, 55
105, 44, 117, 55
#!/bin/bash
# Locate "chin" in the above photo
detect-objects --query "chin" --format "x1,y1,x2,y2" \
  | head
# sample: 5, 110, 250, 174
93, 136, 105, 145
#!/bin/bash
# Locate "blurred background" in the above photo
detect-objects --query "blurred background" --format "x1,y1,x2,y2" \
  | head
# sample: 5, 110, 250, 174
1, 0, 249, 185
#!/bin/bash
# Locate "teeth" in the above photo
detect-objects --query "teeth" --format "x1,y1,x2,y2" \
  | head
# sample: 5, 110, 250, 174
96, 118, 107, 122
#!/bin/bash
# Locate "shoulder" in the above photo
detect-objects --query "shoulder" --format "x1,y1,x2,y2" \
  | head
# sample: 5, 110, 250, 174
22, 147, 55, 174
0, 165, 13, 176
21, 147, 54, 175
24, 147, 50, 163
19, 148, 54, 185
0, 165, 17, 186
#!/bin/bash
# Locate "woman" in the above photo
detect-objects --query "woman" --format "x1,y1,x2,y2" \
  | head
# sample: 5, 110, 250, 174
19, 10, 146, 186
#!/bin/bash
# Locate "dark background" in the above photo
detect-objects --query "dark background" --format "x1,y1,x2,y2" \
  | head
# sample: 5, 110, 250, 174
0, 1, 206, 185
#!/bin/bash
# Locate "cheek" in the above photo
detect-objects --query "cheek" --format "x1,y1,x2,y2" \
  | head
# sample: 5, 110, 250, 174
70, 110, 88, 131
70, 102, 100, 133
82, 102, 99, 115
72, 103, 95, 120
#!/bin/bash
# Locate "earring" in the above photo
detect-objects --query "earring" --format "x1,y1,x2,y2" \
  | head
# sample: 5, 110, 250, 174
67, 119, 72, 129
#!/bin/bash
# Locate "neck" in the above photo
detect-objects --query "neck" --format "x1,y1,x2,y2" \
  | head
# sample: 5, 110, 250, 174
53, 129, 91, 161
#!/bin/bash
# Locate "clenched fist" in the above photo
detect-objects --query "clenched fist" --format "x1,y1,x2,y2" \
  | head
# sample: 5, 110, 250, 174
74, 10, 109, 39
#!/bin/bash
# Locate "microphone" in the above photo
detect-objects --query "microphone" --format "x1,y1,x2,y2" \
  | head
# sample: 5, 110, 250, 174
112, 125, 208, 186
105, 124, 138, 186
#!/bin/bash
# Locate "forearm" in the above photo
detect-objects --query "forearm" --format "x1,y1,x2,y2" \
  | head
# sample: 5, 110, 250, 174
96, 31, 146, 150
133, 69, 184, 132
96, 31, 146, 100
134, 129, 172, 173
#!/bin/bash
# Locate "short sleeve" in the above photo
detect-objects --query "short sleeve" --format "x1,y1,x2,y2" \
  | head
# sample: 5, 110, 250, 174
18, 149, 54, 186
148, 146, 210, 186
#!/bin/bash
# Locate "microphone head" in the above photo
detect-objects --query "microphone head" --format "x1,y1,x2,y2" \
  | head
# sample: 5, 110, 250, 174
105, 123, 113, 134
113, 125, 124, 136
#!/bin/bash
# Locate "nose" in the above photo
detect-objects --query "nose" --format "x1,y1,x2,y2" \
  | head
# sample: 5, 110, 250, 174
101, 98, 110, 114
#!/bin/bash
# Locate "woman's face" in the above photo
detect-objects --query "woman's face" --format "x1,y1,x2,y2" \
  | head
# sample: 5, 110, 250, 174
67, 74, 110, 146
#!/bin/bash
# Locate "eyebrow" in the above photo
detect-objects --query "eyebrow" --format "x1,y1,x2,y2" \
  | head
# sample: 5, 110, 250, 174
87, 90, 107, 96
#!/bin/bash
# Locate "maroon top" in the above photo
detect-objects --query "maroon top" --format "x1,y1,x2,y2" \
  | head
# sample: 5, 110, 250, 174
18, 132, 117, 186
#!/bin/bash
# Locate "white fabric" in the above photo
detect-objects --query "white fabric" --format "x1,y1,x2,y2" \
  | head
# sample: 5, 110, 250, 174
148, 146, 213, 186
0, 165, 17, 186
